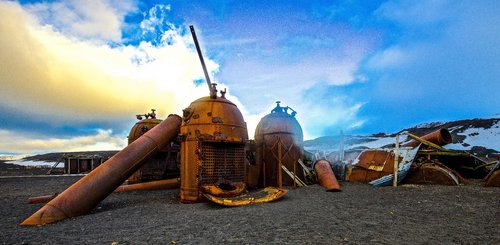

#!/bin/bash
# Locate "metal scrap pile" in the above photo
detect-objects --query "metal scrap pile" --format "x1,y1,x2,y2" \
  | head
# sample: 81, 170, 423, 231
334, 129, 500, 187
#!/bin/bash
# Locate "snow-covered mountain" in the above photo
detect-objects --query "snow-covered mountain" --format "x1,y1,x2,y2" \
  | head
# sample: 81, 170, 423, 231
304, 117, 500, 156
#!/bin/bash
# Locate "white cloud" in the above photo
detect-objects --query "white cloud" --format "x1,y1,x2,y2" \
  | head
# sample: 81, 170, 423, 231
0, 129, 126, 154
24, 0, 136, 42
375, 0, 456, 27
0, 2, 218, 127
0, 2, 237, 153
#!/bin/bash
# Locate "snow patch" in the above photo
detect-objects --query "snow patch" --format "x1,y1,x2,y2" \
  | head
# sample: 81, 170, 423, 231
6, 160, 58, 168
446, 122, 500, 151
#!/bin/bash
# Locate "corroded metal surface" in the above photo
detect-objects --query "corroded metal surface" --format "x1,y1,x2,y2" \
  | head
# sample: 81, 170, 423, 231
348, 148, 419, 184
180, 94, 248, 203
403, 128, 452, 148
20, 114, 182, 226
484, 170, 500, 187
254, 102, 304, 187
114, 178, 180, 192
203, 187, 288, 206
27, 193, 58, 204
314, 160, 341, 191
127, 110, 181, 184
403, 162, 466, 186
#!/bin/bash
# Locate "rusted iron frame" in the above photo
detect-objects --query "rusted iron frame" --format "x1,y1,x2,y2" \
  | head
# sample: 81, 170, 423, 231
269, 136, 295, 188
417, 149, 491, 169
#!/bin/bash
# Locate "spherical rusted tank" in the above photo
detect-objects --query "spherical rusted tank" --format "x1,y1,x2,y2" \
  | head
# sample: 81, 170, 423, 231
128, 118, 161, 144
254, 102, 304, 187
127, 110, 180, 184
180, 92, 248, 203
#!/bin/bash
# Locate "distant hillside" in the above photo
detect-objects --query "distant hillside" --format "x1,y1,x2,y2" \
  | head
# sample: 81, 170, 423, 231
305, 117, 500, 156
21, 151, 119, 163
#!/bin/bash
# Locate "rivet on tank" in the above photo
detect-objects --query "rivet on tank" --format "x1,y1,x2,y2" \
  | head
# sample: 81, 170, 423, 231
251, 101, 305, 188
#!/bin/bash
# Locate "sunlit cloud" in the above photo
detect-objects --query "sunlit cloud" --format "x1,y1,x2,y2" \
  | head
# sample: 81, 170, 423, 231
0, 129, 125, 154
24, 0, 136, 42
0, 1, 218, 125
0, 1, 226, 154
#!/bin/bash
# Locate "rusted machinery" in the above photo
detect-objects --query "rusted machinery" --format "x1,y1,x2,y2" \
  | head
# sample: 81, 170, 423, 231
127, 109, 180, 183
179, 87, 248, 203
21, 114, 182, 226
347, 149, 408, 183
20, 25, 294, 225
347, 129, 460, 185
403, 130, 492, 182
250, 102, 305, 188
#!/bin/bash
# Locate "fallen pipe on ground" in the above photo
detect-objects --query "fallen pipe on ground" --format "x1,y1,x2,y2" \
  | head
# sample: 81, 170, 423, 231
20, 114, 182, 226
27, 178, 181, 204
114, 178, 180, 192
27, 193, 59, 204
314, 160, 341, 192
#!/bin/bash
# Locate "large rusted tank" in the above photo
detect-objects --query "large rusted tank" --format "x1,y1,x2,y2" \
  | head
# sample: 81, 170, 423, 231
253, 102, 304, 187
179, 88, 248, 203
127, 109, 180, 183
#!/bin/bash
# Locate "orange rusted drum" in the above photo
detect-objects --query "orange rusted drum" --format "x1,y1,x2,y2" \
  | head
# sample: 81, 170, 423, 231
254, 101, 304, 187
484, 169, 500, 187
180, 91, 248, 203
20, 114, 182, 226
127, 110, 180, 184
314, 160, 341, 191
403, 128, 452, 147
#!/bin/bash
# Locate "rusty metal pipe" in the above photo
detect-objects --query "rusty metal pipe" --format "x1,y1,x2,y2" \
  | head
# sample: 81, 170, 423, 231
314, 160, 341, 192
20, 114, 182, 226
27, 178, 181, 204
402, 128, 452, 147
114, 178, 180, 192
27, 193, 59, 204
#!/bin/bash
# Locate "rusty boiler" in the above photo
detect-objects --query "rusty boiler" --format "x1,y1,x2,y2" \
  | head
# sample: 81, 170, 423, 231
127, 109, 180, 184
179, 86, 248, 203
252, 101, 305, 188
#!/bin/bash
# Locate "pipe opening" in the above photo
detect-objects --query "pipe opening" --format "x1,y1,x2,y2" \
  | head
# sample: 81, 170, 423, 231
439, 128, 452, 143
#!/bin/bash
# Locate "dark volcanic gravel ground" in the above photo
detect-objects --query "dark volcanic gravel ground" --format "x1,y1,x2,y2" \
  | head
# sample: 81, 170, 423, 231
0, 174, 499, 244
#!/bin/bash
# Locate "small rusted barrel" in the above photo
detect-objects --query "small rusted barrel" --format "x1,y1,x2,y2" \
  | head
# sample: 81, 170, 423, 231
403, 128, 452, 147
314, 160, 341, 192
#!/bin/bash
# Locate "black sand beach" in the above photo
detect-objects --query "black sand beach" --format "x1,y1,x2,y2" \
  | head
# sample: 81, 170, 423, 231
0, 161, 498, 244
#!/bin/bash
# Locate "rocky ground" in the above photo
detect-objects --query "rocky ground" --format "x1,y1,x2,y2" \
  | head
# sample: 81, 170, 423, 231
0, 161, 498, 244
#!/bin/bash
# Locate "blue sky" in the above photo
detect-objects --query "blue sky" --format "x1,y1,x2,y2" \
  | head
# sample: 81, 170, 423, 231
0, 0, 499, 154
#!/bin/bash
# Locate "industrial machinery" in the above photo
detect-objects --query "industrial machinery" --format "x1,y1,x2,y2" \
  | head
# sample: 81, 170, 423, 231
250, 102, 306, 188
179, 86, 248, 203
127, 109, 180, 183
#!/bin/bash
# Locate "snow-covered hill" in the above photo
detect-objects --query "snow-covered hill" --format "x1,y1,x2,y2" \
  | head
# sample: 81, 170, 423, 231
304, 118, 500, 156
